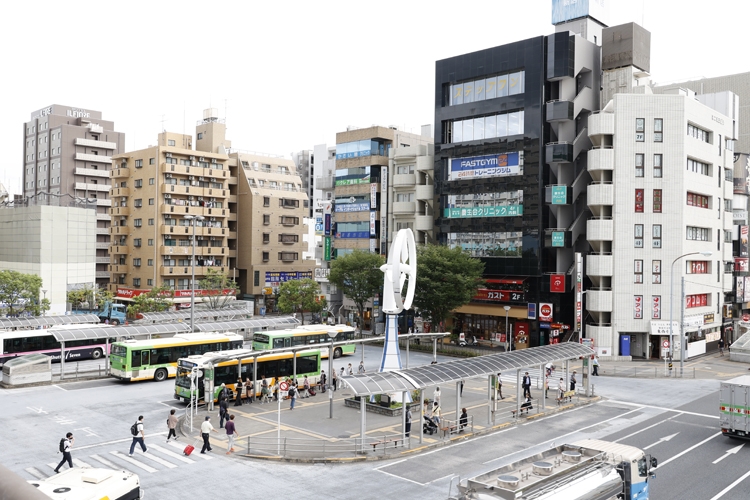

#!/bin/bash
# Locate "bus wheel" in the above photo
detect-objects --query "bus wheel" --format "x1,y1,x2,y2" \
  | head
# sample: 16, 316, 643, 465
111, 319, 120, 326
334, 347, 343, 359
154, 368, 168, 382
91, 348, 103, 359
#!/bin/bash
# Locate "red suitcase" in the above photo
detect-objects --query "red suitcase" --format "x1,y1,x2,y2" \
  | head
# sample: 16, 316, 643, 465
184, 444, 195, 456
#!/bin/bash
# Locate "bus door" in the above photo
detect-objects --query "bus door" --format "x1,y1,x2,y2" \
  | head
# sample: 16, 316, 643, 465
131, 350, 141, 376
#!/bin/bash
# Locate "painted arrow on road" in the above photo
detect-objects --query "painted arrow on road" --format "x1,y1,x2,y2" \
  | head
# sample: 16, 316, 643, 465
712, 444, 744, 464
644, 433, 679, 450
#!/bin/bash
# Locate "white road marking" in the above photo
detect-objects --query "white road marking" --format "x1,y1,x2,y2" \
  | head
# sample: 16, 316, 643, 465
147, 444, 195, 464
27, 406, 48, 414
25, 467, 48, 479
108, 451, 158, 473
373, 458, 406, 470
613, 414, 678, 443
135, 450, 177, 469
47, 463, 61, 471
710, 467, 750, 499
607, 400, 719, 419
374, 466, 426, 486
166, 439, 212, 459
657, 432, 722, 469
75, 432, 170, 451
72, 458, 92, 468
643, 432, 679, 450
73, 427, 99, 438
88, 454, 119, 469
712, 444, 744, 464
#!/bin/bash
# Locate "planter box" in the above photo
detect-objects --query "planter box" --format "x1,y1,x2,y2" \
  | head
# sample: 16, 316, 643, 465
344, 397, 422, 417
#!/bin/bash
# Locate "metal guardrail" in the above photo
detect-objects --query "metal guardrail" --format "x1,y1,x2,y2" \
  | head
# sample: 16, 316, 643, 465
243, 433, 413, 459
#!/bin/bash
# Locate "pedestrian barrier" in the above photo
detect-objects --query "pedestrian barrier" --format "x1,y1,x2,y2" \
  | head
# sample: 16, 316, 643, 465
243, 433, 412, 459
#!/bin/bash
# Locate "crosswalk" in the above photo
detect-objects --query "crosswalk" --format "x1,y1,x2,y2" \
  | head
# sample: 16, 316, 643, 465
31, 440, 214, 480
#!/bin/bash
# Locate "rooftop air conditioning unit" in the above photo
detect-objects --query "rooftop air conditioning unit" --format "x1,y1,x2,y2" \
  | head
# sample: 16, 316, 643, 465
166, 153, 172, 157
191, 161, 197, 166
198, 197, 204, 201
211, 158, 217, 164
199, 177, 205, 181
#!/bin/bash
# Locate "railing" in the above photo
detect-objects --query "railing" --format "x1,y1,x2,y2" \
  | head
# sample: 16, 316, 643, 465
243, 433, 412, 459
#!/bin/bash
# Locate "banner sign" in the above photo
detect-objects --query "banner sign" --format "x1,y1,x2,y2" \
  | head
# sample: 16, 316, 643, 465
335, 202, 371, 213
551, 231, 565, 247
652, 295, 661, 319
539, 303, 553, 322
380, 167, 388, 254
742, 225, 749, 258
634, 295, 643, 319
324, 237, 331, 261
370, 211, 376, 236
449, 152, 521, 181
336, 231, 369, 239
551, 186, 567, 205
550, 274, 565, 293
116, 287, 235, 299
265, 271, 313, 287
324, 213, 331, 236
575, 252, 583, 331
444, 205, 523, 218
473, 289, 525, 302
370, 183, 377, 209
527, 303, 537, 320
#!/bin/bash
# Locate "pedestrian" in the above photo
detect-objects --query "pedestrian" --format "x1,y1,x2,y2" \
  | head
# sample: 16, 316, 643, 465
433, 386, 441, 406
234, 379, 243, 406
218, 383, 230, 403
225, 414, 238, 455
200, 416, 218, 454
347, 363, 353, 376
522, 372, 532, 399
402, 405, 412, 437
272, 380, 279, 401
459, 408, 468, 431
331, 369, 338, 392
423, 399, 430, 419
570, 371, 577, 392
129, 416, 147, 457
166, 409, 178, 442
339, 367, 345, 388
558, 377, 565, 401
261, 377, 269, 403
54, 432, 74, 473
219, 398, 229, 428
460, 379, 464, 396
320, 370, 327, 392
246, 378, 254, 403
545, 374, 550, 398
358, 361, 365, 374
592, 356, 600, 376
719, 338, 725, 356
496, 373, 504, 399
431, 402, 442, 428
289, 383, 297, 410
545, 363, 554, 377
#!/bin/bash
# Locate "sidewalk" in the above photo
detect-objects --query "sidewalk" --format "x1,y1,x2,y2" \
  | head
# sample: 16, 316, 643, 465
177, 379, 598, 463
596, 351, 749, 380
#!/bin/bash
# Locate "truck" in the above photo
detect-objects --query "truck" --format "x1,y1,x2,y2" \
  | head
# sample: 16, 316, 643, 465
98, 301, 127, 325
450, 439, 657, 500
29, 467, 141, 499
720, 374, 750, 438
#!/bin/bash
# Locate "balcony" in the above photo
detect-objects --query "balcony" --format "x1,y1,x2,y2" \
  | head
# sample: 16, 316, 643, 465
96, 212, 110, 221
76, 182, 111, 193
588, 147, 614, 173
109, 225, 129, 236
110, 187, 129, 197
315, 176, 335, 190
587, 182, 614, 206
586, 218, 613, 241
586, 254, 613, 277
95, 271, 111, 279
96, 228, 111, 235
393, 201, 416, 215
587, 290, 613, 313
416, 156, 433, 173
546, 100, 574, 122
75, 152, 112, 164
96, 198, 112, 207
110, 264, 127, 274
545, 142, 573, 164
75, 167, 110, 178
415, 184, 434, 201
96, 242, 110, 249
96, 257, 111, 264
111, 245, 129, 254
228, 213, 237, 222
75, 138, 117, 149
588, 111, 615, 137
110, 206, 129, 216
415, 215, 434, 232
392, 173, 416, 188
111, 167, 130, 178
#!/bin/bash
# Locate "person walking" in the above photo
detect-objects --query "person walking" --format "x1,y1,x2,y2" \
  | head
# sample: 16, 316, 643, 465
272, 380, 279, 401
558, 377, 565, 401
234, 380, 243, 406
320, 370, 327, 393
592, 356, 600, 376
719, 338, 726, 356
225, 414, 238, 454
246, 378, 254, 403
496, 373, 504, 399
129, 416, 147, 457
331, 369, 338, 392
570, 371, 577, 392
545, 374, 550, 398
261, 377, 269, 403
358, 361, 366, 374
339, 367, 345, 388
302, 376, 310, 398
166, 409, 178, 442
405, 406, 412, 436
218, 383, 230, 403
431, 402, 442, 430
522, 372, 532, 399
54, 432, 74, 473
433, 386, 441, 406
459, 408, 468, 431
219, 398, 229, 429
288, 383, 297, 410
200, 416, 218, 454
347, 363, 353, 376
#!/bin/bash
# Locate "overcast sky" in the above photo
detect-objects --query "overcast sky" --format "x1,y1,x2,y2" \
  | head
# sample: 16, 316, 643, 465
1, 0, 748, 196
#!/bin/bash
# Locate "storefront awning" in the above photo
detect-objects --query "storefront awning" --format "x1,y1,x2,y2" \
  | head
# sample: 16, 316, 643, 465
454, 303, 528, 319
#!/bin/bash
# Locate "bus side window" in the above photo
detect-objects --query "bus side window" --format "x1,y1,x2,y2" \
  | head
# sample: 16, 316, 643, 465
284, 337, 291, 348
141, 350, 150, 367
273, 338, 284, 349
132, 350, 141, 368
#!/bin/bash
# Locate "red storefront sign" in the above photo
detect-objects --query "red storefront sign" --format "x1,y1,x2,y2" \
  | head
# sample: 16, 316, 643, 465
116, 287, 235, 299
539, 303, 553, 322
514, 321, 529, 340
473, 289, 525, 302
550, 274, 565, 293
685, 294, 708, 308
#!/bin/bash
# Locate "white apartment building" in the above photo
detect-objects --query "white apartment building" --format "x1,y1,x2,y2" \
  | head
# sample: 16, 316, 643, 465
587, 88, 736, 360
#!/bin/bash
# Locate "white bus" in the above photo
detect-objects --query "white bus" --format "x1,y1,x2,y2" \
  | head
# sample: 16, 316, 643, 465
0, 324, 112, 366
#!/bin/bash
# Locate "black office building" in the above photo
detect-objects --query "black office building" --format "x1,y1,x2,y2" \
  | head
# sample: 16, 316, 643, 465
434, 32, 600, 348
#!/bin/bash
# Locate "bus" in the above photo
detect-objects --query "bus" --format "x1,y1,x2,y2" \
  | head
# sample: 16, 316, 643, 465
0, 324, 113, 366
252, 324, 356, 359
174, 348, 322, 402
110, 331, 243, 382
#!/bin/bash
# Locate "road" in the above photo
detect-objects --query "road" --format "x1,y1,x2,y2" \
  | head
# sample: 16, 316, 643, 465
2, 346, 750, 499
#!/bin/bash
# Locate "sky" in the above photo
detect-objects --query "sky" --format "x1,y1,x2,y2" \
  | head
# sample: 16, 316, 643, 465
1, 0, 749, 196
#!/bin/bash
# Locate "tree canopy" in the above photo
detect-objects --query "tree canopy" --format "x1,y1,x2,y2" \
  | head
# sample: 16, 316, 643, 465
413, 244, 485, 332
126, 286, 173, 318
0, 270, 44, 316
277, 278, 324, 325
198, 269, 238, 310
328, 250, 384, 333
67, 286, 113, 311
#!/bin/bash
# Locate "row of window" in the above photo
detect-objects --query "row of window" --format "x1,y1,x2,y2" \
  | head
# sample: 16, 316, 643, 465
633, 259, 661, 284
688, 123, 711, 143
635, 118, 663, 142
634, 153, 662, 178
262, 252, 299, 262
634, 189, 662, 213
448, 110, 525, 143
449, 70, 525, 106
262, 233, 299, 243
633, 226, 726, 247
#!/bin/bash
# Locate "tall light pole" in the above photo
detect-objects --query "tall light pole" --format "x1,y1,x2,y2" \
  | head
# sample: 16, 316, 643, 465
327, 330, 339, 418
503, 306, 511, 352
669, 251, 711, 376
41, 289, 47, 316
184, 215, 205, 332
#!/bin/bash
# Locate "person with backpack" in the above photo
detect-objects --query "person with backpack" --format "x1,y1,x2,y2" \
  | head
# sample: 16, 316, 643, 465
320, 370, 327, 393
234, 379, 243, 407
219, 398, 229, 429
54, 432, 74, 473
129, 416, 147, 456
288, 383, 297, 410
166, 409, 178, 442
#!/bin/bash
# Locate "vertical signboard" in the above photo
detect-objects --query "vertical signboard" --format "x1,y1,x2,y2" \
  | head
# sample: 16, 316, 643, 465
370, 211, 376, 236
551, 186, 567, 205
551, 231, 565, 247
324, 201, 332, 237
550, 274, 565, 293
369, 238, 376, 253
314, 216, 324, 236
742, 225, 749, 258
380, 167, 388, 255
737, 276, 745, 304
652, 295, 661, 319
527, 303, 537, 320
575, 252, 583, 332
370, 182, 377, 209
324, 237, 331, 261
634, 295, 643, 319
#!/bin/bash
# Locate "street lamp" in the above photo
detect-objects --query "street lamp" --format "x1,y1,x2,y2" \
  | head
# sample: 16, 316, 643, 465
669, 251, 711, 377
41, 289, 47, 316
503, 306, 511, 352
184, 215, 205, 332
327, 329, 339, 418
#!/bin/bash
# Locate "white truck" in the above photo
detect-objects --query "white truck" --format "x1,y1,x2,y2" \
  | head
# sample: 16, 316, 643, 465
450, 439, 657, 500
720, 374, 750, 439
29, 468, 141, 500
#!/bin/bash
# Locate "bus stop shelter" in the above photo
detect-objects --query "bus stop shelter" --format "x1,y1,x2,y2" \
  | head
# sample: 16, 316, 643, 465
342, 342, 595, 450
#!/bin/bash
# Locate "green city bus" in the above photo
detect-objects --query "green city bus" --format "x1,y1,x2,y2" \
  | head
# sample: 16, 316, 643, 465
252, 324, 356, 359
174, 348, 322, 402
110, 331, 243, 382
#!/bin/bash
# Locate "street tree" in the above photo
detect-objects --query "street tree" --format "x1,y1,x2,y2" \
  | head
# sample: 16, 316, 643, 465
0, 270, 43, 316
413, 244, 485, 332
328, 250, 385, 334
198, 269, 238, 309
126, 286, 173, 318
277, 278, 322, 325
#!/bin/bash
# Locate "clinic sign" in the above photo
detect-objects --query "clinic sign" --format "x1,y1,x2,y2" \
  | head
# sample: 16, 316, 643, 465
551, 231, 565, 247
449, 152, 521, 181
444, 205, 523, 219
551, 186, 568, 205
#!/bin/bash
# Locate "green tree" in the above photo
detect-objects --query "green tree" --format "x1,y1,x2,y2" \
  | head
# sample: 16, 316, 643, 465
328, 250, 385, 334
277, 278, 321, 325
413, 244, 485, 332
0, 270, 43, 316
198, 269, 238, 310
126, 285, 173, 318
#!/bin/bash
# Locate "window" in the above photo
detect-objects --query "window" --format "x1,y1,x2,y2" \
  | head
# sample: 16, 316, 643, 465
149, 178, 154, 185
634, 260, 643, 283
652, 260, 661, 284
149, 158, 155, 165
280, 216, 299, 225
687, 158, 710, 176
147, 279, 153, 286
652, 225, 662, 248
396, 164, 415, 174
263, 196, 270, 207
279, 234, 299, 243
725, 230, 732, 243
168, 139, 176, 146
197, 133, 203, 140
634, 295, 643, 319
134, 199, 142, 208
262, 251, 269, 262
686, 226, 710, 241
148, 218, 154, 226
447, 110, 524, 143
635, 189, 644, 213
263, 233, 270, 243
653, 189, 662, 213
278, 252, 299, 261
687, 261, 709, 274
280, 198, 299, 208
254, 270, 260, 287
148, 239, 154, 246
653, 154, 662, 178
148, 259, 153, 266
133, 238, 142, 247
685, 294, 708, 308
686, 192, 709, 208
135, 159, 143, 168
149, 198, 154, 205
635, 154, 644, 177
687, 123, 710, 143
725, 199, 733, 212
133, 278, 141, 287
635, 118, 645, 141
654, 118, 663, 142
635, 224, 644, 248
396, 193, 415, 202
263, 214, 271, 225
134, 218, 142, 227
133, 258, 142, 267
652, 295, 661, 318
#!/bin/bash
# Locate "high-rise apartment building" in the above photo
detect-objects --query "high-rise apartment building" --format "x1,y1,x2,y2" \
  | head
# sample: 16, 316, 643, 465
291, 150, 316, 218
22, 105, 125, 288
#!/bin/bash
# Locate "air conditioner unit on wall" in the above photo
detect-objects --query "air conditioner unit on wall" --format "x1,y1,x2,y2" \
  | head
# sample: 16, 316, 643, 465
165, 194, 171, 198
199, 157, 205, 162
190, 156, 195, 160
166, 153, 172, 157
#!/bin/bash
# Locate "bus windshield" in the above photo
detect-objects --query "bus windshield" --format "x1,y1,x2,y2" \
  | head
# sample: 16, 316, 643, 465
111, 345, 127, 358
175, 367, 192, 389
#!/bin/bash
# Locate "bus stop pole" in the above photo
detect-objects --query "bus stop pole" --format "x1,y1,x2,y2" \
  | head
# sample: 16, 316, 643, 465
455, 380, 461, 428
487, 375, 492, 425
105, 338, 110, 376
516, 370, 521, 417
293, 348, 297, 385
540, 363, 546, 411
432, 338, 437, 363
60, 341, 65, 381
405, 338, 409, 369
565, 360, 570, 391
402, 390, 407, 444
419, 388, 424, 444
361, 393, 367, 452
253, 356, 258, 403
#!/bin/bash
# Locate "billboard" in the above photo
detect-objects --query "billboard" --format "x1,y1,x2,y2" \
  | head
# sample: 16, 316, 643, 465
742, 226, 749, 258
734, 153, 750, 195
264, 271, 313, 287
552, 0, 609, 25
550, 274, 565, 293
551, 186, 568, 205
539, 303, 553, 322
444, 205, 523, 219
449, 152, 522, 181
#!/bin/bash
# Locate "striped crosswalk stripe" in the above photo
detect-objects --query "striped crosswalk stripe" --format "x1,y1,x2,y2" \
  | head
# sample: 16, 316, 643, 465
72, 458, 92, 468
147, 444, 195, 464
135, 450, 177, 469
166, 440, 212, 460
25, 467, 47, 480
108, 451, 157, 473
88, 454, 120, 470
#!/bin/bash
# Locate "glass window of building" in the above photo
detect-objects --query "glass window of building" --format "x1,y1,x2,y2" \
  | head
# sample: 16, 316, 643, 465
474, 118, 485, 140
508, 71, 524, 95
474, 79, 485, 101
485, 76, 497, 99
484, 115, 497, 138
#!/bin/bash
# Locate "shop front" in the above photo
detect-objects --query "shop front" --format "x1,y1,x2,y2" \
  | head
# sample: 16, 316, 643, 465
453, 303, 532, 348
